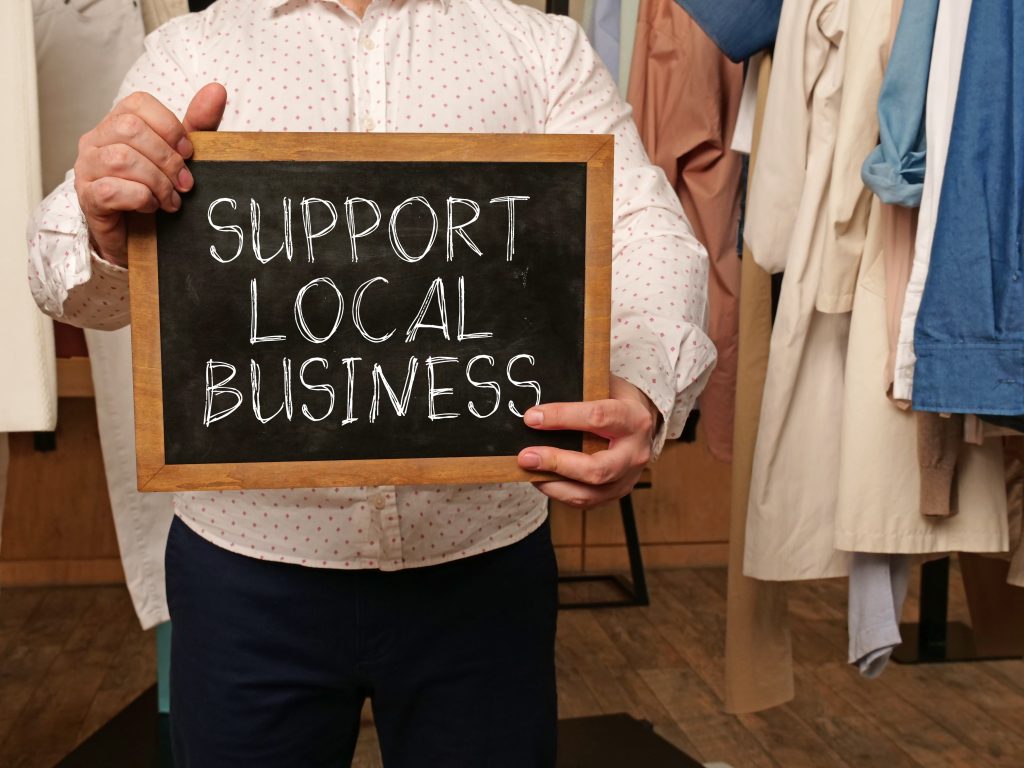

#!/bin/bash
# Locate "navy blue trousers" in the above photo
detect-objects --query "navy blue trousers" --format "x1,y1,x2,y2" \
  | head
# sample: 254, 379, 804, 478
165, 515, 558, 767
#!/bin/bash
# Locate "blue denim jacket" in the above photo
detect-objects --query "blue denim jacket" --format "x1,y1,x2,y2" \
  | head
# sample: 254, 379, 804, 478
861, 0, 939, 207
673, 0, 782, 62
913, 0, 1024, 416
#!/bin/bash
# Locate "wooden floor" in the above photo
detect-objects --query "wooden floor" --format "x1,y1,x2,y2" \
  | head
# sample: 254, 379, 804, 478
3, 566, 1024, 768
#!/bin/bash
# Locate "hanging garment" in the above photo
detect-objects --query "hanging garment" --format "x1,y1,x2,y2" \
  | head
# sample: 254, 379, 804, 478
892, 0, 973, 403
832, 195, 1008, 556
882, 203, 917, 391
628, 0, 744, 462
743, 0, 851, 581
916, 412, 962, 518
671, 0, 783, 62
912, 0, 1024, 418
816, 0, 890, 315
1, 0, 56, 434
876, 0, 917, 397
1007, 438, 1024, 588
33, 0, 146, 194
617, 0, 640, 98
33, 0, 176, 629
586, 0, 620, 82
847, 553, 911, 678
725, 53, 795, 715
861, 0, 939, 207
729, 53, 765, 155
140, 0, 188, 31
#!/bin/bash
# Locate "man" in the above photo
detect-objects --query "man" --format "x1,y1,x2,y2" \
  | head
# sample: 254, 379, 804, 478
28, 0, 715, 765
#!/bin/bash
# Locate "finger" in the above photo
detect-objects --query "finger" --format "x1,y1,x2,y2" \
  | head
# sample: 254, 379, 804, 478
81, 176, 161, 219
183, 82, 228, 134
92, 114, 192, 192
111, 91, 192, 159
523, 399, 641, 438
531, 477, 634, 510
82, 144, 181, 211
518, 446, 630, 486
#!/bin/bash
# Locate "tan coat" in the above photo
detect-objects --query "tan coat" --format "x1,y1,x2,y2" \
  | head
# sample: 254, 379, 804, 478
725, 53, 795, 714
833, 198, 1009, 556
627, 0, 744, 463
743, 0, 851, 581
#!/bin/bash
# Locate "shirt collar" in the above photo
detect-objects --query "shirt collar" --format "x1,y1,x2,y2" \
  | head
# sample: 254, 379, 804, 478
267, 0, 451, 12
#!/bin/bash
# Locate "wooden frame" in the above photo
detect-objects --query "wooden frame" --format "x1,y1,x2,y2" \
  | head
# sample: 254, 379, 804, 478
129, 132, 612, 491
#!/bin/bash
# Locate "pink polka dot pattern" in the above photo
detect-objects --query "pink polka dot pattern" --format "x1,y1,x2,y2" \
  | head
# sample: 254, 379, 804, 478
27, 0, 716, 570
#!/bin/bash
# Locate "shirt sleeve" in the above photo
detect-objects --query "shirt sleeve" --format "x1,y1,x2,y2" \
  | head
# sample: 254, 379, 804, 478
538, 15, 717, 455
26, 16, 199, 331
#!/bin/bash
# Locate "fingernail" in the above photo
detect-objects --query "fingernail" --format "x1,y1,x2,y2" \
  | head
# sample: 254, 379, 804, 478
176, 136, 193, 158
525, 409, 543, 426
521, 452, 541, 469
177, 167, 193, 191
171, 191, 182, 210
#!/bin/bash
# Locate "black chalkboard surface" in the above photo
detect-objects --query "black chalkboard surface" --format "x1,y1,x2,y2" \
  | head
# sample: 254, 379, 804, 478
129, 133, 612, 491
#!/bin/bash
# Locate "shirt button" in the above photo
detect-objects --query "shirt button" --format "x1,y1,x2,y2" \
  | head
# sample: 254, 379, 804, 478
371, 494, 387, 510
363, 116, 376, 132
361, 35, 375, 51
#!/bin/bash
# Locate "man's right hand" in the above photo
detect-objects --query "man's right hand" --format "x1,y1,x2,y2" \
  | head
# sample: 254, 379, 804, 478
74, 83, 228, 267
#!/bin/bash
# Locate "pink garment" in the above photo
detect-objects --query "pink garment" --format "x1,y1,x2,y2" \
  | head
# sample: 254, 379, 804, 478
883, 203, 917, 397
627, 0, 743, 462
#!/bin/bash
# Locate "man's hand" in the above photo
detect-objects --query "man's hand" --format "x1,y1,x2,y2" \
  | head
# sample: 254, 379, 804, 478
517, 375, 660, 509
74, 83, 228, 267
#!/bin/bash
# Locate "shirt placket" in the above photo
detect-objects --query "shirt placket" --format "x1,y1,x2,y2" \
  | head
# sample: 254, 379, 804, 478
354, 2, 388, 132
372, 486, 402, 565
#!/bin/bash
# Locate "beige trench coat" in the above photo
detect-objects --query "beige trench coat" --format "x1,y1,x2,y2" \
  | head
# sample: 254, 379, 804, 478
725, 53, 796, 714
833, 199, 1008, 556
743, 0, 851, 581
745, 0, 1009, 581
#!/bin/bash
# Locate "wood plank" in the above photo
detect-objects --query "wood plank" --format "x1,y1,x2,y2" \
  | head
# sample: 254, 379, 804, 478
553, 546, 582, 573
879, 665, 1024, 767
0, 559, 124, 587
582, 542, 728, 571
574, 665, 702, 758
815, 663, 998, 768
1, 588, 132, 765
0, 589, 97, 757
2, 398, 117, 563
76, 620, 156, 743
549, 503, 583, 547
641, 666, 778, 768
56, 357, 94, 398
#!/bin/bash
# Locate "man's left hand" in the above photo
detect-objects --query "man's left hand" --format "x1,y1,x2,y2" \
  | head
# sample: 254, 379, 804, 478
517, 375, 660, 509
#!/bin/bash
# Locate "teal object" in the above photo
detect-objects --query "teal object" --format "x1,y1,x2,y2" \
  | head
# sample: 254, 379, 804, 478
157, 622, 172, 715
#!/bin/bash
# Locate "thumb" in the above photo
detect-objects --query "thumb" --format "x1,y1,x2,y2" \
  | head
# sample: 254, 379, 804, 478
182, 82, 228, 136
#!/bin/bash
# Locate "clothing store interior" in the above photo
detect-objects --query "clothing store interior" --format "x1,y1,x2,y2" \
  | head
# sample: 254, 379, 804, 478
3, 0, 1024, 766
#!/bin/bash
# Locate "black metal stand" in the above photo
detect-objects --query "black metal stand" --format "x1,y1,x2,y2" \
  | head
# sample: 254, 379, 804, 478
893, 557, 1022, 664
558, 486, 651, 610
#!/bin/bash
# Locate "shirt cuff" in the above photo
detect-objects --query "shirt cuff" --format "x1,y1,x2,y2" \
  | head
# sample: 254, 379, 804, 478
612, 326, 716, 460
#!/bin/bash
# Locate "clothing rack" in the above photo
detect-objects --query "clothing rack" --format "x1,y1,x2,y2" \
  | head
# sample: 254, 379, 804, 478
894, 557, 1024, 665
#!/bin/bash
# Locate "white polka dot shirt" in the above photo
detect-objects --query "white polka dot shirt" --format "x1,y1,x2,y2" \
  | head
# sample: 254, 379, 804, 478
27, 0, 715, 570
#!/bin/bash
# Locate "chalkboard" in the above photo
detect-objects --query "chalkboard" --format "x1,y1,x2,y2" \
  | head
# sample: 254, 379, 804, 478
129, 133, 612, 491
